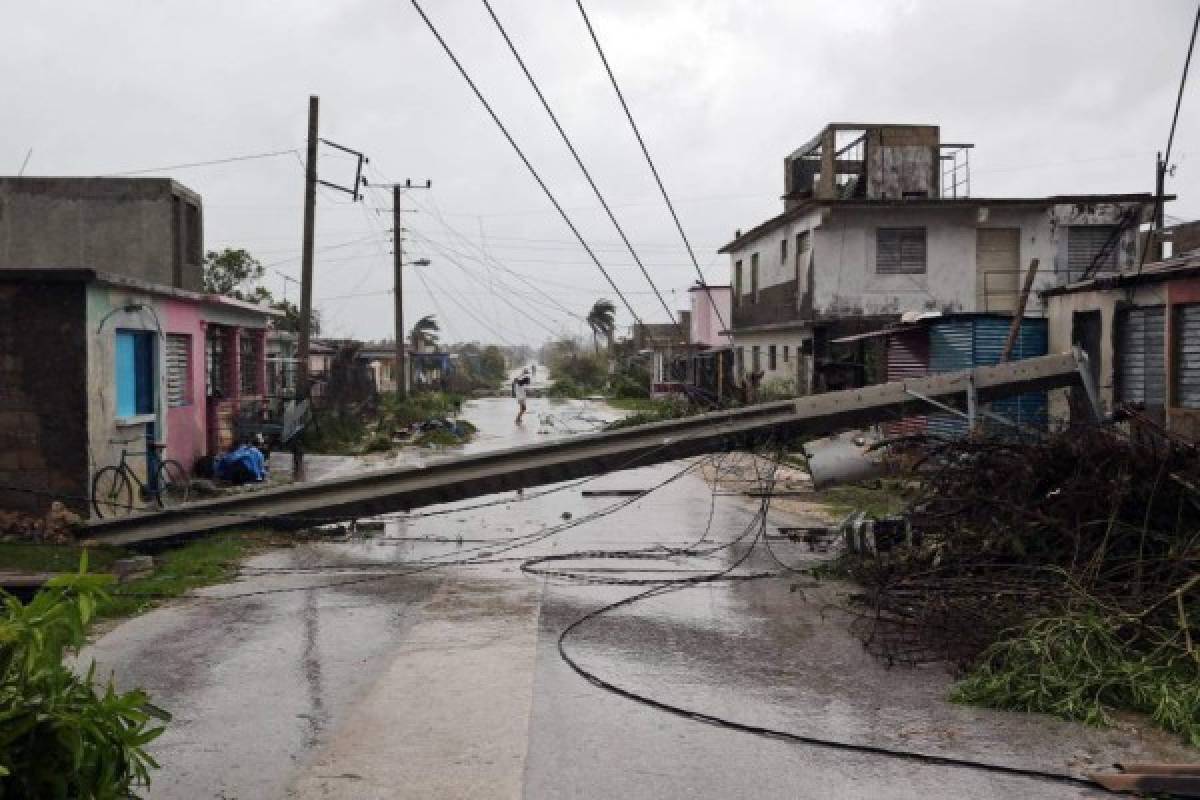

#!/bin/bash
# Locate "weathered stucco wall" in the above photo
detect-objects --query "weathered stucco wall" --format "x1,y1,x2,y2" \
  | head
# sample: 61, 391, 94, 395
163, 299, 207, 472
0, 281, 89, 514
1044, 281, 1171, 425
811, 206, 979, 317
85, 284, 168, 504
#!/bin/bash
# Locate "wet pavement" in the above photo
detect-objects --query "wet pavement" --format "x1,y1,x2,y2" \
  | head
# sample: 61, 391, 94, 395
83, 392, 1194, 799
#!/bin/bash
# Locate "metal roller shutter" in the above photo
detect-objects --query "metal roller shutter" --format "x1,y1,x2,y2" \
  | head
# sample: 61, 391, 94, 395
884, 328, 929, 436
1175, 304, 1200, 409
1116, 306, 1166, 407
1067, 226, 1118, 276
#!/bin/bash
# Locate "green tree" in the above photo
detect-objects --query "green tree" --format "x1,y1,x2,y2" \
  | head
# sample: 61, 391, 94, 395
480, 345, 507, 382
586, 299, 616, 352
202, 248, 264, 299
203, 248, 320, 334
271, 299, 320, 336
409, 315, 440, 351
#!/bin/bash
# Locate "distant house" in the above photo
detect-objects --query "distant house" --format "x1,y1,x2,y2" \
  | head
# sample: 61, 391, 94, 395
1042, 252, 1200, 442
719, 122, 1160, 395
0, 177, 275, 516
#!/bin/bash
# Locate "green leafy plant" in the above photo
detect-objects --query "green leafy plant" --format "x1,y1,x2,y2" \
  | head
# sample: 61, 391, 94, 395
0, 559, 169, 798
952, 610, 1200, 747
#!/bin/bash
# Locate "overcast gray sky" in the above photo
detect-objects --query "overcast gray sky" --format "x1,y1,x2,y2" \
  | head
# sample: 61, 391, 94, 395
4, 0, 1198, 345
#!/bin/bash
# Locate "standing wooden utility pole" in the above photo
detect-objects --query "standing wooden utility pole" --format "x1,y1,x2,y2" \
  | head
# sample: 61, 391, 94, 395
393, 185, 406, 398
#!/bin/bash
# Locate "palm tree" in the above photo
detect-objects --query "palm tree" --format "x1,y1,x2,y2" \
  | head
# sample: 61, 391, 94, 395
586, 299, 616, 353
409, 314, 439, 352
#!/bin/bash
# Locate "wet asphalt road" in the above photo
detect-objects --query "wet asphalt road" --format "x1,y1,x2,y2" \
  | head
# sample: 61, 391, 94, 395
83, 392, 1194, 799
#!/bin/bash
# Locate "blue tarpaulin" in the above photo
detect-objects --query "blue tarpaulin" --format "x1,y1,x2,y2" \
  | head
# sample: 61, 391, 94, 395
214, 445, 267, 484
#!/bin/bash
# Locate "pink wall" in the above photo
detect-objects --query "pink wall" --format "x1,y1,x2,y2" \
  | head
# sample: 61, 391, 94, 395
689, 286, 733, 347
162, 299, 207, 472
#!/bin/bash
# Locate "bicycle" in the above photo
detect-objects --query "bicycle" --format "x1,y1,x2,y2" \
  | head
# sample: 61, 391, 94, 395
92, 439, 190, 518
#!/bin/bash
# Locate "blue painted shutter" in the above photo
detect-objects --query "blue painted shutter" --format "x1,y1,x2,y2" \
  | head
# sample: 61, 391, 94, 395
116, 331, 137, 418
134, 333, 155, 414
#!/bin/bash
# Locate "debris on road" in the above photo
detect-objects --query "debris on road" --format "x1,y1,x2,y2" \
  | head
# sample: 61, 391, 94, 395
846, 426, 1200, 745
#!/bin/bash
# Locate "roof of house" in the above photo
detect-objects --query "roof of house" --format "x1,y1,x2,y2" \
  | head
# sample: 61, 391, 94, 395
1040, 252, 1200, 298
0, 266, 281, 317
717, 193, 1163, 254
829, 311, 1029, 343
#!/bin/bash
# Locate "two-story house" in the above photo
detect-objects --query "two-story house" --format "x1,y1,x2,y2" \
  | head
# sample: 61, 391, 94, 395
719, 123, 1159, 394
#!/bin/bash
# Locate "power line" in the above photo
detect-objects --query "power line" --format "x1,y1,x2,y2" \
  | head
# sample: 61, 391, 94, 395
482, 0, 681, 335
403, 200, 590, 323
409, 0, 642, 327
1139, 0, 1200, 274
100, 148, 299, 177
575, 0, 728, 335
407, 229, 580, 331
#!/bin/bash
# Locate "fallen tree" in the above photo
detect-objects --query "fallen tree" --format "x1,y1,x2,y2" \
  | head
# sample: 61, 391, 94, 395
848, 423, 1199, 746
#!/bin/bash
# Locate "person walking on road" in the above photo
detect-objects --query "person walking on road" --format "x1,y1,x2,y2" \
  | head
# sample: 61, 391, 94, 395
512, 368, 532, 424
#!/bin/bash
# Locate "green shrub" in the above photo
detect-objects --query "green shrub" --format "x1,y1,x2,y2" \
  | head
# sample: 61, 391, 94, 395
952, 611, 1200, 747
548, 378, 585, 398
0, 563, 169, 798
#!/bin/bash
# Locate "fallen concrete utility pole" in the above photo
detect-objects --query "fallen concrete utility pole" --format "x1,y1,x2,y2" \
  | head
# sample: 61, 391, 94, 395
84, 350, 1096, 548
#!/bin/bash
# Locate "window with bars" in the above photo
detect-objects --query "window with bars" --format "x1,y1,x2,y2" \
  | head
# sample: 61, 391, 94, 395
876, 227, 927, 274
206, 327, 227, 398
165, 334, 192, 408
783, 345, 789, 363
240, 333, 260, 396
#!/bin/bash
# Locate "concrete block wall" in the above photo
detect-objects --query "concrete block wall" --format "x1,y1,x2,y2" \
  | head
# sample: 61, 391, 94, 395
0, 178, 204, 291
0, 282, 89, 514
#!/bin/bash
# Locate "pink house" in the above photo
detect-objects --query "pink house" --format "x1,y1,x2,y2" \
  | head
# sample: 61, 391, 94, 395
688, 284, 733, 347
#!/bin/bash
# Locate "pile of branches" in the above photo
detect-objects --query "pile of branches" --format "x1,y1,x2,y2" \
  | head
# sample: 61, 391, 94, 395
850, 425, 1199, 744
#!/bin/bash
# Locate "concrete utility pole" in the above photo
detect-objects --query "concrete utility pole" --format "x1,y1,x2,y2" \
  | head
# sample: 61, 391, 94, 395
389, 179, 431, 398
393, 185, 405, 398
295, 95, 319, 481
1154, 151, 1167, 261
298, 95, 319, 398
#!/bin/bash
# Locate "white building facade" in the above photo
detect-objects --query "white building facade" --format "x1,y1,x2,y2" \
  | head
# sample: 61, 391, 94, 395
721, 123, 1157, 394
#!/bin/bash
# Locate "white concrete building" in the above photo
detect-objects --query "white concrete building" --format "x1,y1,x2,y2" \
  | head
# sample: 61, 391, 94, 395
719, 123, 1158, 394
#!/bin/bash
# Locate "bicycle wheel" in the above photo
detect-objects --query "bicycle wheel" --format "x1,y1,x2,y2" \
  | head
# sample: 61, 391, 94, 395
92, 466, 133, 518
155, 460, 190, 509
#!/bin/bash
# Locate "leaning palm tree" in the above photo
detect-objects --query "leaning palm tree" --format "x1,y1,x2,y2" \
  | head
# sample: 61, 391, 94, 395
586, 299, 617, 353
409, 314, 440, 352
